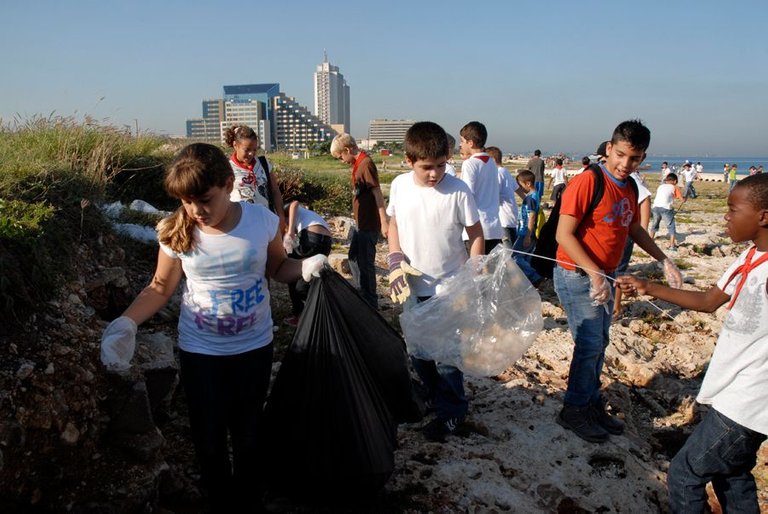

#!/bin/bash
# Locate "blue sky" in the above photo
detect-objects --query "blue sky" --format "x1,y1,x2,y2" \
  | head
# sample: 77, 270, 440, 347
2, 0, 766, 156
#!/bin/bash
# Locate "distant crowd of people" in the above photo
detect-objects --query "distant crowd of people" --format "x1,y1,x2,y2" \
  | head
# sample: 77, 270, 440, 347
100, 119, 768, 513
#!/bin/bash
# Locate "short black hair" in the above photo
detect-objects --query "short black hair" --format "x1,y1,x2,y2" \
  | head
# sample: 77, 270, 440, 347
581, 156, 591, 166
611, 119, 651, 152
734, 173, 768, 210
534, 149, 541, 156
664, 173, 678, 182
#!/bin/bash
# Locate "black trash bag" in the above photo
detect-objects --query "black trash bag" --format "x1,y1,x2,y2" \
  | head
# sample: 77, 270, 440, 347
264, 268, 423, 498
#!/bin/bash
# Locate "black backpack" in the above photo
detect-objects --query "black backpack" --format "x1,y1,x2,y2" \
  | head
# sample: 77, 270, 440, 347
530, 164, 638, 279
257, 155, 276, 212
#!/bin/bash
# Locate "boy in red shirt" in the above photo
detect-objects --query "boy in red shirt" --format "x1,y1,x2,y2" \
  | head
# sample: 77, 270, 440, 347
554, 120, 683, 443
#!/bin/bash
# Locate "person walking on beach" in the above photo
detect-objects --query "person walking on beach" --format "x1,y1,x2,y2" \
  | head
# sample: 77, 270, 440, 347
99, 143, 326, 511
330, 133, 389, 308
553, 119, 682, 444
660, 161, 671, 181
617, 173, 768, 513
459, 121, 503, 253
225, 124, 286, 232
386, 121, 483, 442
527, 149, 546, 203
723, 163, 730, 183
729, 164, 739, 191
681, 162, 699, 199
575, 156, 591, 175
548, 158, 569, 202
650, 172, 684, 250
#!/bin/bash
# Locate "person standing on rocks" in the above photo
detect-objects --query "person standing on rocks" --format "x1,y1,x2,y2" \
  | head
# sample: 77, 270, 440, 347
526, 148, 546, 205
553, 119, 682, 443
617, 173, 768, 513
386, 121, 483, 442
330, 133, 388, 309
99, 143, 326, 511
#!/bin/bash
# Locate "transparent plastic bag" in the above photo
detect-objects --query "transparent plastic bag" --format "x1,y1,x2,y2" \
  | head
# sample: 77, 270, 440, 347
400, 245, 543, 377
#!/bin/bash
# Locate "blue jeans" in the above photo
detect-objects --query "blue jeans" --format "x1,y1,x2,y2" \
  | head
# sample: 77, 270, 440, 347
348, 228, 379, 308
684, 182, 698, 199
729, 178, 738, 192
668, 408, 766, 513
617, 236, 635, 274
553, 266, 614, 406
651, 206, 677, 239
411, 296, 468, 420
513, 235, 542, 285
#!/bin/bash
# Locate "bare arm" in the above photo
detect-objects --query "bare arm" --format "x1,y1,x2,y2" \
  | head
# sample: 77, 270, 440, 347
616, 277, 729, 313
268, 171, 286, 233
388, 214, 402, 254
286, 200, 299, 235
371, 186, 389, 239
123, 249, 184, 325
639, 198, 651, 231
466, 222, 485, 257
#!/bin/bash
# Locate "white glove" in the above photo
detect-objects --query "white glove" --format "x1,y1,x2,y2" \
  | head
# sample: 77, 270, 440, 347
662, 258, 683, 289
100, 316, 137, 372
301, 254, 328, 282
282, 233, 299, 254
589, 276, 612, 305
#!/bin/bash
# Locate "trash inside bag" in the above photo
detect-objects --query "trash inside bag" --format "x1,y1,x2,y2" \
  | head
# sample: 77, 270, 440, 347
264, 268, 423, 498
400, 245, 543, 377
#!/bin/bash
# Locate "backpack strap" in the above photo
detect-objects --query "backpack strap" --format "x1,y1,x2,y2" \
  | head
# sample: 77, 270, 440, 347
258, 155, 275, 212
585, 164, 606, 220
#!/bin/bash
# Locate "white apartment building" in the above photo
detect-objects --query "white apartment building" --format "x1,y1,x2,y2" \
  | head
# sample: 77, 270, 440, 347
313, 53, 350, 134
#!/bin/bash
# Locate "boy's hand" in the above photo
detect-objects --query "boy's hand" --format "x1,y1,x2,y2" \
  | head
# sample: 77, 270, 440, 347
615, 275, 648, 297
589, 275, 611, 305
387, 251, 423, 304
662, 258, 683, 289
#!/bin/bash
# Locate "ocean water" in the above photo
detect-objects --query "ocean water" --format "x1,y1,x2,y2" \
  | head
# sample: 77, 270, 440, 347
641, 157, 767, 176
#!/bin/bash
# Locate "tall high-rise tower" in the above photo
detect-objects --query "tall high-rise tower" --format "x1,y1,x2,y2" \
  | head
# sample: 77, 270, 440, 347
313, 52, 350, 134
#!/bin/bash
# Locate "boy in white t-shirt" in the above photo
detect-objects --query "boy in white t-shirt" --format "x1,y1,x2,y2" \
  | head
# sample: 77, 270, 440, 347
650, 172, 684, 250
387, 121, 483, 443
681, 162, 700, 199
617, 173, 768, 512
486, 146, 522, 248
458, 121, 502, 253
548, 157, 569, 201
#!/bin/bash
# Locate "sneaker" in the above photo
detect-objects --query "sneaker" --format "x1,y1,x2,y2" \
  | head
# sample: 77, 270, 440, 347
557, 404, 609, 443
282, 316, 299, 327
422, 416, 464, 443
589, 398, 625, 435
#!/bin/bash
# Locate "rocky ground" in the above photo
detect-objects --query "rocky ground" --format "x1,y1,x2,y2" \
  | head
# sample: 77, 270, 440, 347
1, 180, 766, 513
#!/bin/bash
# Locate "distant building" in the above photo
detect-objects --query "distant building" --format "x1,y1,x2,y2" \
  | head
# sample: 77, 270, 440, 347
185, 99, 225, 141
314, 52, 350, 134
273, 93, 336, 151
368, 119, 416, 144
185, 82, 336, 151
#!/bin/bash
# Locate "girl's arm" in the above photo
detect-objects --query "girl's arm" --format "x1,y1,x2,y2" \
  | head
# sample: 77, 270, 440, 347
268, 167, 286, 233
616, 276, 730, 313
123, 250, 184, 325
286, 200, 299, 235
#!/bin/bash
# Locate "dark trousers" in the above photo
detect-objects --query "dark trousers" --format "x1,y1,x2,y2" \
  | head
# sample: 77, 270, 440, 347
348, 228, 379, 308
179, 344, 274, 511
288, 230, 332, 316
411, 296, 468, 420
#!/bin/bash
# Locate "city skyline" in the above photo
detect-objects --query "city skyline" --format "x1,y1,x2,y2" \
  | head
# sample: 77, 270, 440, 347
1, 1, 766, 156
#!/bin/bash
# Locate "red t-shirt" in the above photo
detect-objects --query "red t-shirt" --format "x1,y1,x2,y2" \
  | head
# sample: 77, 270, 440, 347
555, 166, 638, 272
